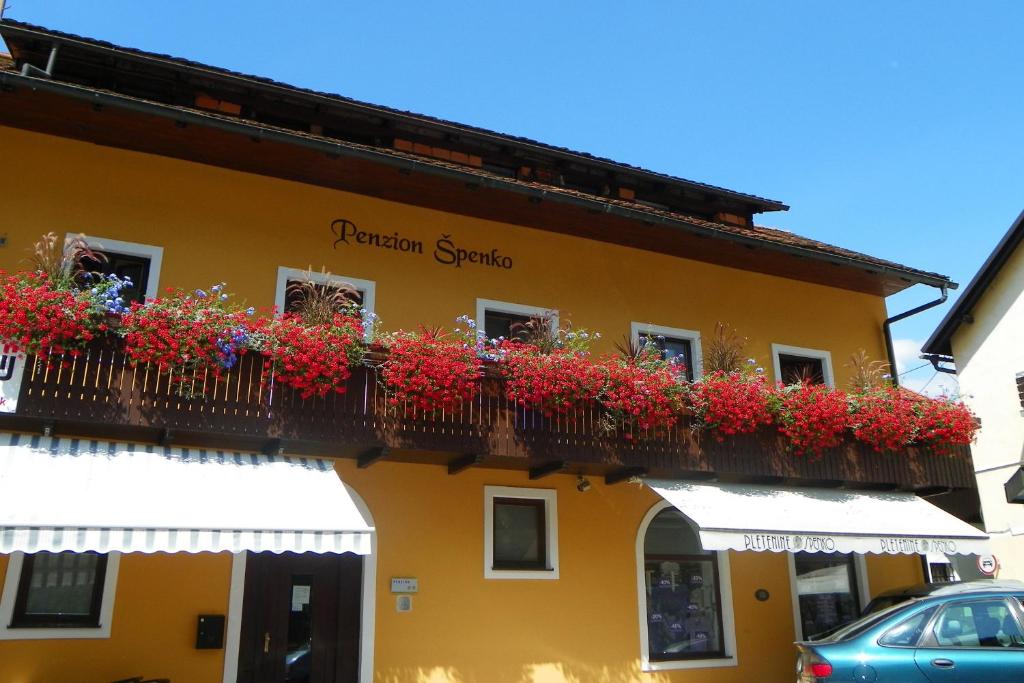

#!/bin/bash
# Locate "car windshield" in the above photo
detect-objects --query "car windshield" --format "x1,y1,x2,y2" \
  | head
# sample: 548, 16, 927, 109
814, 600, 920, 643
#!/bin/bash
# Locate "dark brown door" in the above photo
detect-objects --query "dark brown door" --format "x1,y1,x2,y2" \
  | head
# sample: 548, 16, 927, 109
237, 552, 362, 683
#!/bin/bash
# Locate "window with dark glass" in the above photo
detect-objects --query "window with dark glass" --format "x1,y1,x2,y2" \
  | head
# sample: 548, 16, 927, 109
640, 334, 695, 382
778, 354, 825, 385
491, 497, 547, 570
283, 280, 364, 314
80, 251, 151, 304
644, 509, 725, 660
11, 551, 108, 628
1016, 372, 1024, 410
483, 310, 534, 343
793, 552, 859, 639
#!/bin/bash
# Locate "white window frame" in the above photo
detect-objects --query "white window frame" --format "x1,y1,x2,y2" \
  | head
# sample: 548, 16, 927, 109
476, 299, 558, 339
274, 267, 377, 340
631, 322, 704, 379
636, 500, 737, 671
771, 343, 835, 388
787, 552, 870, 641
0, 551, 121, 640
484, 485, 559, 580
70, 234, 163, 300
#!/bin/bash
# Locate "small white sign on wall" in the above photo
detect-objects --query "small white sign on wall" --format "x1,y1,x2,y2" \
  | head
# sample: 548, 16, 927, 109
0, 342, 24, 413
391, 577, 419, 594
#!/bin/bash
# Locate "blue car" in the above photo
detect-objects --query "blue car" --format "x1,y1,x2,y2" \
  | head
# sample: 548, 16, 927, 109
796, 581, 1024, 682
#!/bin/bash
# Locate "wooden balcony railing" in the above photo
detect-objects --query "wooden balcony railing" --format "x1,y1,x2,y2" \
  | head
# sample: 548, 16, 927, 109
1, 340, 976, 491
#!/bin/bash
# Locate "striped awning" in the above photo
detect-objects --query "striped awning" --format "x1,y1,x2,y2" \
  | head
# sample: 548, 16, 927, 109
0, 434, 373, 555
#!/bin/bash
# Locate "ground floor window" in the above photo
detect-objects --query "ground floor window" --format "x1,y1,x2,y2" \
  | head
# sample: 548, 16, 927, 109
793, 552, 860, 639
0, 551, 120, 639
643, 509, 725, 660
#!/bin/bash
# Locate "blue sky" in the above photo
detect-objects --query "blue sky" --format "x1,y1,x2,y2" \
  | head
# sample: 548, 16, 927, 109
3, 1, 1021, 394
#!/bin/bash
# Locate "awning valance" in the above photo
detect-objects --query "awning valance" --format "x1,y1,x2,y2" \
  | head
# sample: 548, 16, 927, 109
646, 479, 988, 556
0, 434, 373, 555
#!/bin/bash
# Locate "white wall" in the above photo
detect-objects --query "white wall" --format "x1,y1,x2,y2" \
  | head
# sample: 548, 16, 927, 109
953, 240, 1024, 579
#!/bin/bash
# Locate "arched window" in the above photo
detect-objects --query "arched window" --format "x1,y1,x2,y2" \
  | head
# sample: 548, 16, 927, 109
642, 508, 726, 661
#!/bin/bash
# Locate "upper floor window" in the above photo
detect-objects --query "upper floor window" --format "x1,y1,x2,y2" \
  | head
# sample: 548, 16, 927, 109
1016, 372, 1024, 411
631, 323, 702, 381
476, 299, 556, 343
274, 267, 376, 338
73, 235, 164, 304
642, 508, 728, 663
771, 344, 834, 387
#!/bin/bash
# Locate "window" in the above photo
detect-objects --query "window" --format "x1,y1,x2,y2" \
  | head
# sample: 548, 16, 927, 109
483, 486, 558, 579
640, 508, 731, 667
631, 323, 702, 381
771, 344, 834, 387
0, 551, 120, 639
476, 299, 556, 343
1016, 372, 1024, 411
275, 267, 376, 338
791, 552, 862, 640
880, 606, 939, 647
73, 235, 163, 303
930, 599, 1024, 648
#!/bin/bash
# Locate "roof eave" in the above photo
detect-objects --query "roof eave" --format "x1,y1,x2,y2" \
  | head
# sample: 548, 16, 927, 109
923, 210, 1024, 357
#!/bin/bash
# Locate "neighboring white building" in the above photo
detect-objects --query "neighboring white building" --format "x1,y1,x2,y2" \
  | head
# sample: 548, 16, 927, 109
924, 210, 1024, 580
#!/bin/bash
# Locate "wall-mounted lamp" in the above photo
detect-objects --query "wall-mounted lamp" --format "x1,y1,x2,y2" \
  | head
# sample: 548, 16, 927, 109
576, 475, 592, 493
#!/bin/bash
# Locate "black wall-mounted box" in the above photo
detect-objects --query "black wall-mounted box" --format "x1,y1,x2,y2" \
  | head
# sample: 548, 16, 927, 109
196, 614, 225, 649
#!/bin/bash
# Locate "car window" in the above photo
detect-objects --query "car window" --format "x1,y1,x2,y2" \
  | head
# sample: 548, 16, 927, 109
932, 599, 1024, 648
820, 601, 919, 642
880, 606, 938, 647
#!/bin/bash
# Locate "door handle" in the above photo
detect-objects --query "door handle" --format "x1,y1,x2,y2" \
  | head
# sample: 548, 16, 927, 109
263, 632, 271, 654
931, 658, 955, 669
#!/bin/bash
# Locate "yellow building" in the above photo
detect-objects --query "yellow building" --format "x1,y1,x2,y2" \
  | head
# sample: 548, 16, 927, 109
0, 21, 985, 683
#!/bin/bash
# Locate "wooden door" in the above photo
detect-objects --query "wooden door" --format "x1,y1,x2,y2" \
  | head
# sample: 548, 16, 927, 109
237, 552, 362, 683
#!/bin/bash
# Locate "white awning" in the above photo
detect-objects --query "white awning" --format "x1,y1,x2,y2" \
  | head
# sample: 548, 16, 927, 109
647, 479, 988, 556
0, 434, 373, 555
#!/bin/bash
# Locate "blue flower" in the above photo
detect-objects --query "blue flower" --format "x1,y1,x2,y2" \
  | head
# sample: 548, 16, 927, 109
196, 289, 207, 298
246, 307, 256, 316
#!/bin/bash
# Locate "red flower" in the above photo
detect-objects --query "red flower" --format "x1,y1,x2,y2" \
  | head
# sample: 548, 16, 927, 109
0, 271, 106, 361
259, 313, 364, 399
498, 341, 604, 416
599, 355, 686, 432
769, 382, 849, 456
848, 387, 918, 452
381, 327, 481, 414
912, 397, 978, 453
688, 370, 773, 441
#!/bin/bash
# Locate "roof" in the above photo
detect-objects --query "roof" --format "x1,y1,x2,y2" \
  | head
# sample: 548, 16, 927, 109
0, 20, 956, 293
923, 210, 1024, 357
0, 19, 786, 213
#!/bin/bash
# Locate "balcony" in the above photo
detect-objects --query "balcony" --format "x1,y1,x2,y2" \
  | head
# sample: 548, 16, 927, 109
0, 340, 976, 492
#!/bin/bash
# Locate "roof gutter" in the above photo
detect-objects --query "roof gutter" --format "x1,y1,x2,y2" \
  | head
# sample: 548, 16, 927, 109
883, 284, 949, 387
0, 70, 952, 290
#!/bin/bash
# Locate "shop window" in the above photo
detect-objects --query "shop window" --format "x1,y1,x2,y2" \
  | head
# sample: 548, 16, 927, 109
483, 486, 558, 579
792, 552, 861, 640
476, 299, 556, 343
634, 509, 733, 671
0, 551, 120, 640
75, 235, 164, 304
632, 323, 702, 381
772, 344, 834, 387
275, 267, 376, 338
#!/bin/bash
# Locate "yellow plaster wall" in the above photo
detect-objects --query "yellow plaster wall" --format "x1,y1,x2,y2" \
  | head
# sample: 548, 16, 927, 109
865, 553, 925, 596
0, 552, 231, 683
0, 125, 891, 385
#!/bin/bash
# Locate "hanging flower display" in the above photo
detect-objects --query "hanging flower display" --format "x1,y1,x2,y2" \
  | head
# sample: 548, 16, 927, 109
768, 381, 850, 456
687, 366, 773, 441
381, 325, 482, 414
119, 284, 251, 380
599, 348, 687, 434
260, 312, 365, 399
847, 386, 919, 452
912, 397, 979, 452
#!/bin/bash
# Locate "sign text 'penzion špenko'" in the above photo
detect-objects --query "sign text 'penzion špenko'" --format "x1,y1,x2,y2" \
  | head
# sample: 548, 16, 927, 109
331, 219, 513, 270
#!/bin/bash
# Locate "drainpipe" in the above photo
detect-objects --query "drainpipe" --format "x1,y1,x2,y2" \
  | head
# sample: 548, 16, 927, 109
883, 284, 948, 387
20, 43, 59, 79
